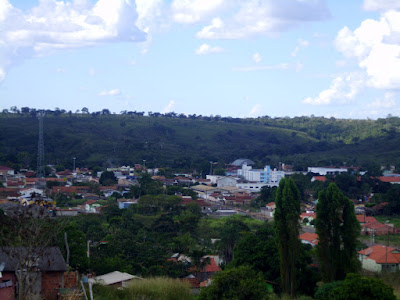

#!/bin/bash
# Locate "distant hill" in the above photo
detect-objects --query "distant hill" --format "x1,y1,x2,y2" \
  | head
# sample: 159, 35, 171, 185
1, 111, 400, 171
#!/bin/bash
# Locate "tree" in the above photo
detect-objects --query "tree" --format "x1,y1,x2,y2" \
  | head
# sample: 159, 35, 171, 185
315, 274, 395, 300
99, 171, 117, 186
315, 183, 360, 282
198, 265, 271, 300
274, 177, 301, 297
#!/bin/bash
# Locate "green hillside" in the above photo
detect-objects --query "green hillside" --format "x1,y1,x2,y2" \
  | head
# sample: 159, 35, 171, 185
1, 112, 400, 171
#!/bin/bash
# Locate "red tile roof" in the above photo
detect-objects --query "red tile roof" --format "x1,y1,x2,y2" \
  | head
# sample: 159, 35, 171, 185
379, 176, 400, 183
299, 233, 319, 245
202, 257, 221, 273
313, 176, 327, 182
356, 215, 378, 224
359, 245, 400, 264
301, 213, 316, 219
266, 202, 275, 207
84, 200, 97, 205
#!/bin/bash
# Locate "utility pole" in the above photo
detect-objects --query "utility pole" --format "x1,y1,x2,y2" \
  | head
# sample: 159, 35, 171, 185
73, 157, 76, 172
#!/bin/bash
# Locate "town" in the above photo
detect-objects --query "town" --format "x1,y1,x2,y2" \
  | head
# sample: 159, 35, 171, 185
1, 155, 400, 299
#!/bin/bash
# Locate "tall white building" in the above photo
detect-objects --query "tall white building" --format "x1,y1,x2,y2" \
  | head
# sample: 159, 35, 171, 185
238, 163, 284, 185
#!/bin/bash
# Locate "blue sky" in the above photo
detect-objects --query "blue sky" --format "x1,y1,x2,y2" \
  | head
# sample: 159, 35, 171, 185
1, 0, 400, 119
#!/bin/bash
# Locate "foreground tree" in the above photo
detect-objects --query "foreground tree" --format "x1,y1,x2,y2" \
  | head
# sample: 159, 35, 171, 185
198, 265, 271, 300
315, 183, 360, 282
315, 273, 395, 300
274, 178, 301, 297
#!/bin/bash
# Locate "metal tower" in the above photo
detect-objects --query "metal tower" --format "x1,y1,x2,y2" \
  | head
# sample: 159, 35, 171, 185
37, 111, 45, 180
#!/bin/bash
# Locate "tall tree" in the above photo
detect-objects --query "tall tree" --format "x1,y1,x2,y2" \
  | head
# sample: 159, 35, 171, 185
274, 178, 301, 297
315, 183, 360, 282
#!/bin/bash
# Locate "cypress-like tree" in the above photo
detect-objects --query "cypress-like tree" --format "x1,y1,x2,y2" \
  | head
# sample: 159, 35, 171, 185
315, 183, 360, 282
274, 178, 301, 297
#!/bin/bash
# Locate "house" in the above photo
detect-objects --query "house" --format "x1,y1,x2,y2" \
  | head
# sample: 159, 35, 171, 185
0, 246, 67, 300
311, 176, 327, 182
308, 167, 348, 176
216, 176, 238, 188
55, 208, 79, 217
300, 212, 316, 226
358, 245, 400, 272
118, 199, 137, 209
0, 166, 14, 176
379, 176, 400, 184
299, 233, 318, 246
89, 271, 141, 287
266, 202, 276, 217
84, 200, 102, 213
361, 222, 400, 236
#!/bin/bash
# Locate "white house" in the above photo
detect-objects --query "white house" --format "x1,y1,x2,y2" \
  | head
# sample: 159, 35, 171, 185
358, 245, 400, 272
307, 167, 348, 176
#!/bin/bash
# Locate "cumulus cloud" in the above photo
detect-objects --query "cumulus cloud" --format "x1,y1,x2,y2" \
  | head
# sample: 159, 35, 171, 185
98, 88, 121, 96
196, 0, 330, 39
249, 104, 262, 117
0, 0, 146, 82
162, 100, 176, 113
195, 43, 223, 55
363, 0, 400, 11
335, 10, 400, 90
252, 53, 262, 63
172, 0, 226, 24
303, 73, 364, 105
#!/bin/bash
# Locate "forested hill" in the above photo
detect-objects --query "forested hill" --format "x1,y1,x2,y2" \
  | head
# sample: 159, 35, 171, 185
1, 111, 400, 171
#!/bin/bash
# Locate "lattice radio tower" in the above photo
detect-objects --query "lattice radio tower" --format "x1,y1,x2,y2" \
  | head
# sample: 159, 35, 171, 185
36, 111, 45, 181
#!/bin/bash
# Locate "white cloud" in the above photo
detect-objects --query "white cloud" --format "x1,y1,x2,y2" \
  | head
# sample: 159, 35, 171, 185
252, 53, 262, 63
232, 63, 290, 72
363, 0, 400, 11
162, 100, 175, 113
291, 38, 309, 57
56, 67, 66, 73
196, 0, 330, 39
335, 10, 400, 89
135, 0, 165, 33
0, 0, 146, 82
98, 88, 121, 96
368, 92, 397, 109
249, 104, 262, 117
195, 43, 223, 55
303, 73, 364, 105
172, 0, 226, 24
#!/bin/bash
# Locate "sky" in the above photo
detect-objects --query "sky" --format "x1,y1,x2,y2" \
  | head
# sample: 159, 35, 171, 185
0, 0, 400, 119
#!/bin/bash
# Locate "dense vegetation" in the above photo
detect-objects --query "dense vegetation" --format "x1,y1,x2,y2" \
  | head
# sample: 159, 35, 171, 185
2, 109, 400, 171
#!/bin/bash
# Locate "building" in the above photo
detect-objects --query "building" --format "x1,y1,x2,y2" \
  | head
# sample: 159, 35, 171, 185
308, 167, 348, 176
299, 233, 318, 246
359, 245, 400, 272
237, 163, 284, 185
89, 271, 141, 287
0, 247, 67, 300
217, 177, 238, 187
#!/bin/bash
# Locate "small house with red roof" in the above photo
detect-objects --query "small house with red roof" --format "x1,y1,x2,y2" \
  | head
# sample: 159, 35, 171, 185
359, 245, 400, 272
311, 176, 327, 182
299, 233, 318, 246
379, 176, 400, 184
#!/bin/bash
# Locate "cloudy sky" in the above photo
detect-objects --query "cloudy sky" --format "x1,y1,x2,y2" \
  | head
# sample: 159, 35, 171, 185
1, 0, 400, 119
